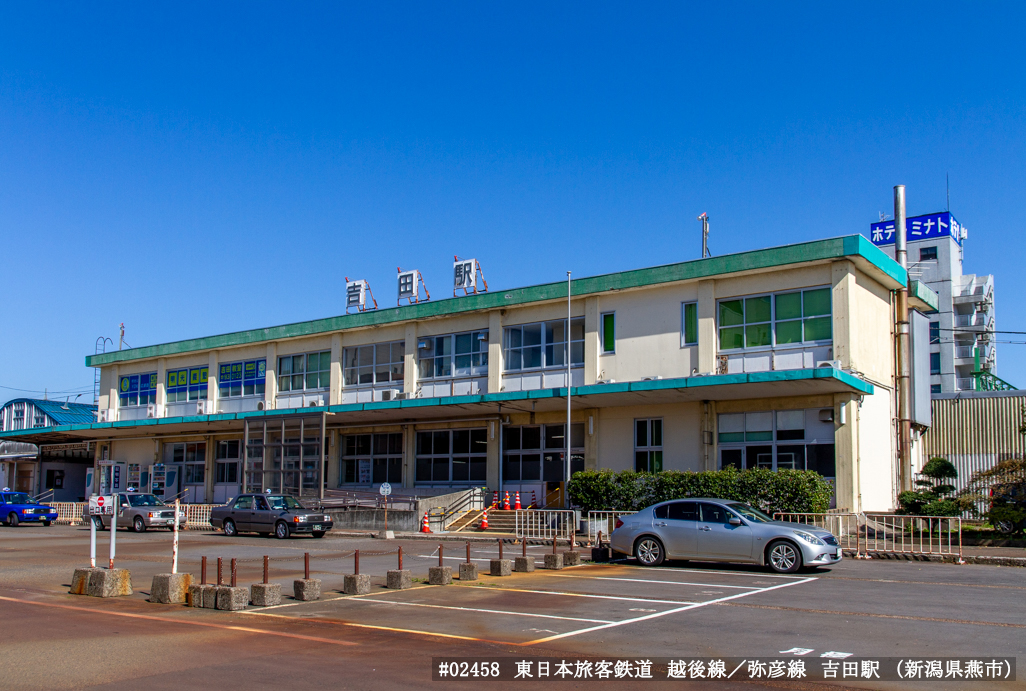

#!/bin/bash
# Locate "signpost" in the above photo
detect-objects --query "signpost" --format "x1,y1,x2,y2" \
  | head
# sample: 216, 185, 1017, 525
379, 482, 392, 535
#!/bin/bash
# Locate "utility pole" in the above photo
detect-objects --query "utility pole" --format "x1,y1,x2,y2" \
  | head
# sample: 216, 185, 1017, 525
894, 185, 912, 493
698, 213, 711, 258
565, 271, 572, 508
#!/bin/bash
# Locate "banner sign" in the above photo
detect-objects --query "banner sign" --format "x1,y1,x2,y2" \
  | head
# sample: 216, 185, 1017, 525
869, 211, 964, 247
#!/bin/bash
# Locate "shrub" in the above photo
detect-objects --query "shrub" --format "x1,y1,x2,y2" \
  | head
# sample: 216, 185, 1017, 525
567, 468, 833, 515
898, 456, 963, 516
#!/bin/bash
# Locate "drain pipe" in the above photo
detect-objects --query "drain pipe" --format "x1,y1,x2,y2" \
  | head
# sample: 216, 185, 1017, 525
894, 185, 913, 493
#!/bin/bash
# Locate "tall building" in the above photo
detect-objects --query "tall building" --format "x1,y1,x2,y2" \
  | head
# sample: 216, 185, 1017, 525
870, 211, 998, 394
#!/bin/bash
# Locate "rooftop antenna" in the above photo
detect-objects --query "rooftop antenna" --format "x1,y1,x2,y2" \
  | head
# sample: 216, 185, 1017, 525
119, 323, 125, 350
62, 394, 84, 410
697, 213, 711, 258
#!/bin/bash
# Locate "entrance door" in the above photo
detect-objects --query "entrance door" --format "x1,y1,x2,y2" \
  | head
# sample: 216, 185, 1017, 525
696, 502, 754, 561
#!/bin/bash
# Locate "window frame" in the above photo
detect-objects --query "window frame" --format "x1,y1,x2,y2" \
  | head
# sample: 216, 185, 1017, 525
277, 351, 331, 393
600, 312, 615, 354
415, 428, 488, 484
681, 302, 698, 347
503, 318, 584, 373
340, 433, 404, 485
929, 322, 940, 345
717, 286, 832, 352
634, 418, 663, 473
343, 341, 406, 389
717, 410, 835, 477
119, 372, 158, 408
417, 331, 488, 381
920, 246, 938, 262
503, 423, 585, 482
218, 360, 267, 399
930, 352, 941, 375
166, 367, 208, 403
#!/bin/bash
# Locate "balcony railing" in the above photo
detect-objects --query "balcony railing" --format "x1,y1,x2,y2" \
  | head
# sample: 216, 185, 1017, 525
955, 314, 988, 328
956, 378, 975, 391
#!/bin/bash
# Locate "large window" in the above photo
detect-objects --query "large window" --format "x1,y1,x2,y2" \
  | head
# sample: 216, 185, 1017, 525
718, 411, 835, 476
33, 408, 46, 428
635, 418, 663, 472
164, 442, 207, 485
929, 322, 940, 344
119, 372, 157, 407
278, 351, 330, 392
12, 403, 24, 430
416, 429, 487, 483
601, 313, 615, 353
418, 332, 488, 380
341, 433, 403, 484
719, 287, 831, 351
218, 360, 266, 398
682, 302, 698, 346
215, 440, 240, 484
504, 423, 585, 482
930, 352, 941, 374
167, 368, 208, 402
504, 319, 584, 371
343, 341, 405, 387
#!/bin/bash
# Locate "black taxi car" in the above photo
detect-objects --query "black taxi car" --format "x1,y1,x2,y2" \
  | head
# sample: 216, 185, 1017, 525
210, 494, 333, 539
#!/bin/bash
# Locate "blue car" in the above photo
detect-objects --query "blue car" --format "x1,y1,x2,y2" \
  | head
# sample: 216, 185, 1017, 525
0, 492, 58, 527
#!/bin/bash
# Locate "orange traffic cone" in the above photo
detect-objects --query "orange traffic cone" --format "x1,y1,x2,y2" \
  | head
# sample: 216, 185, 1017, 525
492, 490, 499, 507
531, 490, 537, 509
503, 491, 511, 510
479, 509, 489, 530
514, 491, 522, 510
420, 512, 432, 533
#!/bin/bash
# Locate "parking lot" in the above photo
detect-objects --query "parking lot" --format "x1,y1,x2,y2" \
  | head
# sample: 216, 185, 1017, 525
1, 524, 1024, 689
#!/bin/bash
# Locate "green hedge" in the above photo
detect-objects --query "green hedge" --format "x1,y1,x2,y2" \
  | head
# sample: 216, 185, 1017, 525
567, 468, 834, 515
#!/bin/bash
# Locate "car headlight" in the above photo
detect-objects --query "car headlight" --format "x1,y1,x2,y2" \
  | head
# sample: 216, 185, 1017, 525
324, 515, 330, 522
148, 512, 156, 518
793, 530, 824, 546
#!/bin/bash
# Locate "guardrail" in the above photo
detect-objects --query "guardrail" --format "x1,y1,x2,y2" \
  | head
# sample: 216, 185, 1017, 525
583, 510, 638, 544
774, 512, 963, 561
515, 509, 575, 541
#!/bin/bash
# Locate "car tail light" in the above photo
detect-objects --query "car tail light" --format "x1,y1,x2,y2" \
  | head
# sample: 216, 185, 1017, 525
614, 518, 624, 530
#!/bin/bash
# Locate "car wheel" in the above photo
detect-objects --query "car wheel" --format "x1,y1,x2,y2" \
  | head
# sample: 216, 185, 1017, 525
275, 521, 290, 540
223, 519, 238, 537
995, 519, 1017, 535
43, 520, 51, 527
634, 536, 665, 566
93, 516, 105, 530
133, 516, 146, 533
8, 512, 19, 527
767, 540, 802, 574
312, 531, 326, 538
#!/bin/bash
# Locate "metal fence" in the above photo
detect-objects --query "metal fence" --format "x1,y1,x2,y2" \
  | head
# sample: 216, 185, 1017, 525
53, 502, 87, 525
48, 502, 221, 530
184, 504, 218, 530
774, 512, 963, 561
583, 510, 638, 544
515, 509, 575, 541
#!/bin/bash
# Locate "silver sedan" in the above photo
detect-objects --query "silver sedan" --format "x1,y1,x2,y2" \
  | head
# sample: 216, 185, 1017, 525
609, 498, 842, 573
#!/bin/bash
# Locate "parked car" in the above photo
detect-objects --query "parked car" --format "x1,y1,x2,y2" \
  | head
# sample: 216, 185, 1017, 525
610, 498, 841, 573
89, 493, 186, 532
988, 482, 1026, 535
0, 492, 58, 527
209, 494, 333, 539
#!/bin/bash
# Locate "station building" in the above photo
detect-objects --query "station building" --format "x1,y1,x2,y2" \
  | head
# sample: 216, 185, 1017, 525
0, 235, 937, 512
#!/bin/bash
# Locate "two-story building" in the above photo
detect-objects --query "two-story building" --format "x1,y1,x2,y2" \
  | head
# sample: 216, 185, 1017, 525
0, 235, 937, 511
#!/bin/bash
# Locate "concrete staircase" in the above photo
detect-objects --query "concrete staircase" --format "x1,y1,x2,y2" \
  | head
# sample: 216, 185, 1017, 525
453, 509, 518, 534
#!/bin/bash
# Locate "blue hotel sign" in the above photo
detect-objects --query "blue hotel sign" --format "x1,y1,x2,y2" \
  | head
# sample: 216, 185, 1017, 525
870, 211, 963, 247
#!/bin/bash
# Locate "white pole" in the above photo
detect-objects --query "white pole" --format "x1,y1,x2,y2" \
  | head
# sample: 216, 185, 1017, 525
89, 508, 96, 568
172, 498, 180, 575
108, 493, 117, 569
566, 270, 571, 507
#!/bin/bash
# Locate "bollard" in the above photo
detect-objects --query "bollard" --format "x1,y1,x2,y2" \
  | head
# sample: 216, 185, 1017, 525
459, 541, 478, 580
217, 557, 223, 585
263, 556, 269, 585
231, 559, 237, 588
498, 538, 503, 560
201, 556, 207, 585
490, 538, 511, 577
387, 546, 412, 590
466, 541, 471, 563
439, 543, 444, 567
344, 548, 371, 595
398, 546, 403, 571
598, 531, 603, 547
355, 549, 360, 575
305, 552, 310, 580
552, 538, 557, 555
523, 540, 527, 557
294, 552, 321, 601
429, 543, 452, 585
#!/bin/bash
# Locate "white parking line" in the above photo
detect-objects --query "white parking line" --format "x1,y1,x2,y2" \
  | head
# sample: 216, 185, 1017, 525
620, 565, 808, 580
349, 598, 614, 624
523, 577, 817, 645
546, 574, 759, 589
465, 585, 697, 606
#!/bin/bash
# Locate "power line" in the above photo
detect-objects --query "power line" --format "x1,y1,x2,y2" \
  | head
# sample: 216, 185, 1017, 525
0, 384, 95, 396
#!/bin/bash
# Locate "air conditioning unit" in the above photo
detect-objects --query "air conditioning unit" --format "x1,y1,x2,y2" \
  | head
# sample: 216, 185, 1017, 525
97, 409, 113, 423
256, 400, 266, 411
816, 360, 842, 369
395, 392, 412, 400
380, 389, 401, 401
196, 401, 211, 415
146, 404, 159, 419
307, 397, 324, 408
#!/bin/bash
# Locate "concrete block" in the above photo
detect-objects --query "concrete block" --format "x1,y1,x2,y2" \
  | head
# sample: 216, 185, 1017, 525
514, 556, 536, 573
591, 547, 613, 562
188, 584, 215, 607
428, 566, 452, 585
202, 584, 219, 609
86, 568, 133, 597
489, 559, 512, 576
70, 568, 101, 595
343, 573, 371, 595
150, 573, 192, 604
562, 551, 581, 566
543, 553, 564, 570
293, 578, 322, 601
215, 586, 249, 611
458, 562, 478, 581
250, 582, 282, 607
386, 569, 412, 590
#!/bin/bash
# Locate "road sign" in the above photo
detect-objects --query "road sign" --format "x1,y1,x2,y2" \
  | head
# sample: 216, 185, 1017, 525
89, 495, 114, 516
378, 482, 392, 497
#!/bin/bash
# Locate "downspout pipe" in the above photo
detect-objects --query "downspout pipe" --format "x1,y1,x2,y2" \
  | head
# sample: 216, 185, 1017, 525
894, 185, 913, 493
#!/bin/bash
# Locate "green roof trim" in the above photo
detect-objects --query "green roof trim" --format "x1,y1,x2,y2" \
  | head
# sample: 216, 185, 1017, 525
908, 280, 940, 313
0, 368, 873, 440
86, 234, 907, 367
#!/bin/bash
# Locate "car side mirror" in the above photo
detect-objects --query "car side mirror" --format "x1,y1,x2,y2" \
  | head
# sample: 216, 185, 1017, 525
728, 517, 742, 526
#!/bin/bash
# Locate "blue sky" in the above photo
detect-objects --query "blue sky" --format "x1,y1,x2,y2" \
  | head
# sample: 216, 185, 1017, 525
1, 2, 1024, 403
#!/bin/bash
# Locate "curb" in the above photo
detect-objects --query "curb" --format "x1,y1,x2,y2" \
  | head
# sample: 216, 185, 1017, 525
842, 549, 1026, 567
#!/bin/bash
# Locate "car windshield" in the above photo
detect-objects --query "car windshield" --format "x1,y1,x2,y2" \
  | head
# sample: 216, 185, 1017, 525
5, 493, 35, 504
726, 502, 773, 523
128, 495, 164, 507
266, 495, 304, 510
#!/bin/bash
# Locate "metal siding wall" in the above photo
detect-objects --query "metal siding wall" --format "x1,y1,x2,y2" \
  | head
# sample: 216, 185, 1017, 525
925, 394, 1026, 458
